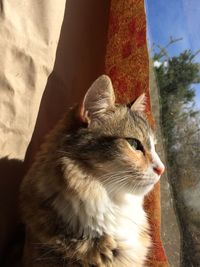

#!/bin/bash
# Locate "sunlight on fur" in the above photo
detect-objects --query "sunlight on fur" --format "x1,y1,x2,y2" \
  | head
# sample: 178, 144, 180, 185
20, 75, 165, 267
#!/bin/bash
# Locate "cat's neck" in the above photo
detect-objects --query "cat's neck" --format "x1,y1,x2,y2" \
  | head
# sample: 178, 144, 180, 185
53, 158, 145, 239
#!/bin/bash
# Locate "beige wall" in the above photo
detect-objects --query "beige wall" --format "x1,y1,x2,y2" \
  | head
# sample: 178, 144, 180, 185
0, 1, 110, 263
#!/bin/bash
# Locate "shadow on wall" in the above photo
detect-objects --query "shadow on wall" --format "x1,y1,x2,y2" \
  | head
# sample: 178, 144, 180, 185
0, 157, 24, 267
24, 0, 111, 170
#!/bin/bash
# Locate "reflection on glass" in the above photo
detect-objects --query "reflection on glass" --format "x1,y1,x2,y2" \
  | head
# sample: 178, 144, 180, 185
146, 1, 200, 266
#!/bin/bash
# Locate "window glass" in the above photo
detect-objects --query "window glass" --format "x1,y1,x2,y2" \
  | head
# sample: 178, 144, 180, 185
146, 1, 200, 266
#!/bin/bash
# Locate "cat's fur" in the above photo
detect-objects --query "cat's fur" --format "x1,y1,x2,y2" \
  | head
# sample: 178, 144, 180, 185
20, 75, 165, 267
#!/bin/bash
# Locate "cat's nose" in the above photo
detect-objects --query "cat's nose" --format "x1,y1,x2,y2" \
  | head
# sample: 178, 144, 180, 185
153, 165, 165, 176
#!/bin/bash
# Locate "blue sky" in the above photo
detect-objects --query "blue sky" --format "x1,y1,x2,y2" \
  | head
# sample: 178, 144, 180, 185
145, 0, 200, 108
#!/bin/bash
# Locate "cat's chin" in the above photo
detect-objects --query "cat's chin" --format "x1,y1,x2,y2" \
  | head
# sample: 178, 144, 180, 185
130, 184, 154, 196
131, 178, 160, 196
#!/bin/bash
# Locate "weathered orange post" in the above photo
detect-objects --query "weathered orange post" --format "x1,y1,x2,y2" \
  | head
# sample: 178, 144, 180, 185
105, 1, 169, 266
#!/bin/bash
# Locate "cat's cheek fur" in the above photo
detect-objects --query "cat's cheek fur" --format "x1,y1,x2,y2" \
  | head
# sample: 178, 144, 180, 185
122, 144, 149, 171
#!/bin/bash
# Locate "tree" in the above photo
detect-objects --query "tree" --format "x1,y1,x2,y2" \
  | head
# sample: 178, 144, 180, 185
152, 39, 200, 266
153, 40, 200, 153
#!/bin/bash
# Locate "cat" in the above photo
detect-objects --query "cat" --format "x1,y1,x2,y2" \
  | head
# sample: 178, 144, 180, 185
20, 75, 165, 267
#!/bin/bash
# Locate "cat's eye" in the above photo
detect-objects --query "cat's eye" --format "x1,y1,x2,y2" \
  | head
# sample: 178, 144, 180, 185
126, 138, 144, 153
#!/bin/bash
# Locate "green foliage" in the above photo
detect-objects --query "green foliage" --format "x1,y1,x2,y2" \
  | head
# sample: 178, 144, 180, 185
153, 47, 200, 155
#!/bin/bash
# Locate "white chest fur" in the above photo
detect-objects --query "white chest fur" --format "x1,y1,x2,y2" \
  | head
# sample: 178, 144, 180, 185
114, 194, 146, 245
55, 188, 147, 243
87, 192, 149, 264
111, 194, 149, 264
55, 188, 149, 265
58, 160, 148, 247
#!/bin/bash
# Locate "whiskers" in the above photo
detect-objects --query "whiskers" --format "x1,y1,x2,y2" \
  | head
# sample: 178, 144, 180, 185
98, 169, 155, 195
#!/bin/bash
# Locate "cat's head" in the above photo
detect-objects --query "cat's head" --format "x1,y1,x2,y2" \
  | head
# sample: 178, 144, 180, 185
65, 75, 165, 196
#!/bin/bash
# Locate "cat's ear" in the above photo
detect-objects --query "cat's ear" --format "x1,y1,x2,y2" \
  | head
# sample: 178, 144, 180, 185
80, 75, 115, 123
130, 93, 146, 112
